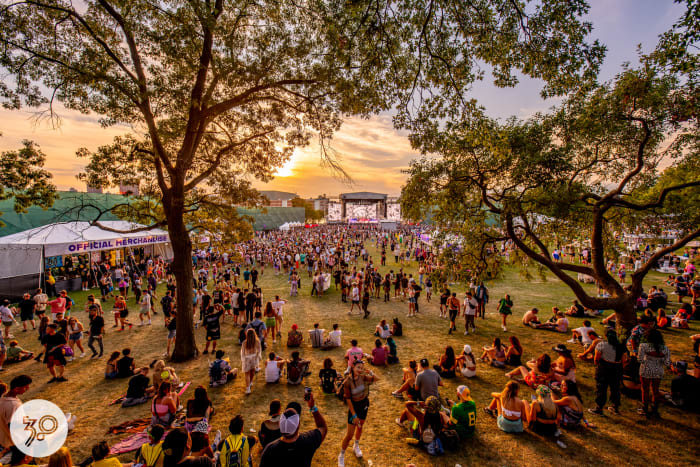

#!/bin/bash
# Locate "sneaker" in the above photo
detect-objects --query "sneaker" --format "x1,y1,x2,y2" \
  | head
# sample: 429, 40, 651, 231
556, 439, 567, 449
90, 353, 98, 359
129, 324, 133, 329
607, 406, 620, 415
147, 321, 152, 325
212, 430, 222, 447
48, 377, 57, 383
137, 322, 144, 326
588, 407, 603, 415
483, 407, 495, 417
56, 377, 67, 382
338, 452, 345, 467
391, 391, 404, 399
566, 338, 577, 343
203, 350, 209, 355
502, 326, 507, 331
353, 442, 362, 458
395, 417, 403, 427
245, 386, 251, 395
80, 352, 86, 358
464, 331, 469, 336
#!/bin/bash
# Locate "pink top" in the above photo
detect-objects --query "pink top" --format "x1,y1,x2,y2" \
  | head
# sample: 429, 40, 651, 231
48, 297, 66, 314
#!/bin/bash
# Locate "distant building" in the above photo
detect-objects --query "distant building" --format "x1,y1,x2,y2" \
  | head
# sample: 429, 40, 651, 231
86, 184, 103, 194
307, 195, 329, 214
119, 183, 140, 196
260, 190, 298, 207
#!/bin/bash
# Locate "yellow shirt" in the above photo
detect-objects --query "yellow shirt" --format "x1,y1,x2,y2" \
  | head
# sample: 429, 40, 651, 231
91, 457, 122, 467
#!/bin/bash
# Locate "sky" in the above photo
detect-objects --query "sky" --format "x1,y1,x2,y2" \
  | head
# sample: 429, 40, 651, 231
0, 0, 686, 198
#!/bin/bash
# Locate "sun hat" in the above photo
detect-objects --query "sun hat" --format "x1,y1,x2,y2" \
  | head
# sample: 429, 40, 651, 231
552, 344, 572, 354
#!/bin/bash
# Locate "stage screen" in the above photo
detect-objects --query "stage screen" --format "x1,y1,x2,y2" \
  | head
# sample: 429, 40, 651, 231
387, 203, 401, 221
346, 202, 379, 219
327, 202, 342, 221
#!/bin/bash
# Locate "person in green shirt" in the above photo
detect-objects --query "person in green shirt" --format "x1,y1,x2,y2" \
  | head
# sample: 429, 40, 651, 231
5, 341, 33, 362
449, 385, 477, 439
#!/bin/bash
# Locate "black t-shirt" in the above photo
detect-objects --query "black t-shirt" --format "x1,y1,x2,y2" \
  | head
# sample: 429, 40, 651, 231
246, 293, 256, 309
89, 315, 105, 335
167, 317, 177, 331
204, 311, 222, 332
42, 333, 66, 355
319, 368, 338, 394
19, 299, 35, 316
117, 356, 135, 377
126, 373, 150, 398
260, 429, 323, 467
201, 294, 211, 309
54, 319, 69, 336
161, 295, 173, 314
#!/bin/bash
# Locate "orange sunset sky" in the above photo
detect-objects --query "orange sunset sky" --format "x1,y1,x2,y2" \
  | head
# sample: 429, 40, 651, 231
0, 1, 683, 198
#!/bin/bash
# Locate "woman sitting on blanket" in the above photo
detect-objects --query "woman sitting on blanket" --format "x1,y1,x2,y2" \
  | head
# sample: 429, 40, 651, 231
185, 386, 214, 432
151, 381, 178, 427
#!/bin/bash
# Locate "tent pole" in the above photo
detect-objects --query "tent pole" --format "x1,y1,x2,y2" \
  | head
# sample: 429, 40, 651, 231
40, 245, 45, 291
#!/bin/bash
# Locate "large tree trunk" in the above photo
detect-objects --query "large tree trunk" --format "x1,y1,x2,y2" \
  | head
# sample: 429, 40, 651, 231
613, 297, 637, 338
166, 190, 197, 362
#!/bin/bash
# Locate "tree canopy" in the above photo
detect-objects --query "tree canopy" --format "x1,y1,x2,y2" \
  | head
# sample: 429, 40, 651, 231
1, 0, 605, 359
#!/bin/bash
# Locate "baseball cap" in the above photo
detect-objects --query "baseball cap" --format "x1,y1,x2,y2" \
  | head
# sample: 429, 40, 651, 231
456, 385, 472, 401
279, 408, 300, 435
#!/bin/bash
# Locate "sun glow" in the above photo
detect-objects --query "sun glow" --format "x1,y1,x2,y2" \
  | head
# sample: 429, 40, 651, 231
274, 158, 295, 177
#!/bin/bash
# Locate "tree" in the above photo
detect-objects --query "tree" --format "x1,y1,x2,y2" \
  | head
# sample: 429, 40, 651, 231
290, 197, 323, 222
402, 61, 700, 331
0, 138, 57, 226
0, 0, 603, 360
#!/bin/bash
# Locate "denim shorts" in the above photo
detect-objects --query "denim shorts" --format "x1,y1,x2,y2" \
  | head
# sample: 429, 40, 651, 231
497, 415, 523, 433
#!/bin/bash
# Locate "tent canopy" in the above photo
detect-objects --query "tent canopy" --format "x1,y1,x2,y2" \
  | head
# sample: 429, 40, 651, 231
0, 221, 170, 257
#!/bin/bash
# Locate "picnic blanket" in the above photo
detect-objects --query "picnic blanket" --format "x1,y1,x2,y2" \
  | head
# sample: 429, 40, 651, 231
107, 418, 151, 435
109, 431, 151, 454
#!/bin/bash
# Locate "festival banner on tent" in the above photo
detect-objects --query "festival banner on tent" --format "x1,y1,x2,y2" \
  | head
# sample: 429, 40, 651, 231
44, 234, 170, 256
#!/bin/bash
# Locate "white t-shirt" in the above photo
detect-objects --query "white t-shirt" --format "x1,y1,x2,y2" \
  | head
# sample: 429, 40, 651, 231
272, 301, 285, 317
139, 294, 151, 312
463, 298, 478, 315
329, 330, 342, 347
265, 360, 281, 383
351, 287, 360, 301
576, 326, 595, 344
0, 306, 13, 323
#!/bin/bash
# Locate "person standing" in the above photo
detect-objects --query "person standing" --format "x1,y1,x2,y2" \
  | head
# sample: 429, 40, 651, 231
87, 306, 105, 358
33, 288, 49, 320
349, 283, 360, 315
241, 329, 261, 395
475, 282, 489, 319
497, 294, 513, 332
0, 375, 32, 460
42, 324, 67, 382
463, 292, 478, 335
589, 328, 625, 416
637, 329, 671, 417
338, 361, 377, 467
447, 293, 460, 334
260, 397, 328, 467
17, 293, 36, 332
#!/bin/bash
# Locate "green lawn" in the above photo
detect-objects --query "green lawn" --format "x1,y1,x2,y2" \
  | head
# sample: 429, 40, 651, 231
4, 243, 699, 466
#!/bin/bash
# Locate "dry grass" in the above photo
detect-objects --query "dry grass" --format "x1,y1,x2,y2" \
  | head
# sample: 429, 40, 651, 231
5, 244, 699, 467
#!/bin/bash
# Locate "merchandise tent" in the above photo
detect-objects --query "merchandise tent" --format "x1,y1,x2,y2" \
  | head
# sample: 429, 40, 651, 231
0, 221, 171, 300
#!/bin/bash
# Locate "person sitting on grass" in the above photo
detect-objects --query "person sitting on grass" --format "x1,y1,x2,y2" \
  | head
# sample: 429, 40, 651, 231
551, 345, 576, 384
259, 400, 282, 449
5, 340, 33, 362
386, 336, 399, 364
264, 352, 286, 384
577, 330, 604, 361
286, 324, 303, 348
105, 351, 120, 379
506, 336, 523, 366
185, 386, 214, 432
122, 367, 154, 407
162, 428, 214, 467
308, 323, 324, 349
567, 320, 595, 346
553, 381, 587, 429
391, 317, 403, 337
217, 415, 257, 467
392, 360, 419, 400
395, 396, 447, 445
447, 385, 477, 440
480, 338, 507, 368
434, 346, 458, 378
374, 320, 392, 339
151, 381, 177, 427
506, 353, 554, 389
321, 323, 342, 350
483, 380, 529, 433
369, 339, 388, 366
456, 345, 477, 378
319, 358, 339, 394
522, 308, 541, 327
286, 351, 311, 385
565, 300, 586, 317
209, 350, 238, 388
536, 310, 569, 332
116, 348, 136, 378
134, 425, 165, 467
529, 385, 566, 449
152, 360, 179, 391
90, 440, 133, 467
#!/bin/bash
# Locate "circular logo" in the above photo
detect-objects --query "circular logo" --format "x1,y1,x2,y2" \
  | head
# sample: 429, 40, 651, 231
10, 400, 67, 458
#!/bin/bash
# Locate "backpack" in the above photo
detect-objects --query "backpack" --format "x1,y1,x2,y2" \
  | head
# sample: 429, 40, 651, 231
209, 360, 223, 382
220, 435, 246, 467
425, 437, 444, 456
287, 361, 302, 384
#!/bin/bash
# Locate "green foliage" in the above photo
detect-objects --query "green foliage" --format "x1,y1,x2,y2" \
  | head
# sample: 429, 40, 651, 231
0, 138, 57, 226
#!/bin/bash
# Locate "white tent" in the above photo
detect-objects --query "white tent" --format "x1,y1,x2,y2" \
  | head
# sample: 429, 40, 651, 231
0, 221, 171, 280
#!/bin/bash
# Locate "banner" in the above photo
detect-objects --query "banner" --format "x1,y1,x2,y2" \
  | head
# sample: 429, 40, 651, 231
44, 234, 170, 256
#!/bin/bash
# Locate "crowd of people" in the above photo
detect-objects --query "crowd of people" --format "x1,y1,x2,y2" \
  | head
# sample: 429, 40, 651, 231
0, 225, 698, 467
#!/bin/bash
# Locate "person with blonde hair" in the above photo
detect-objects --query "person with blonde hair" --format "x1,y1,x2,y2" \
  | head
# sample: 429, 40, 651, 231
528, 385, 565, 447
48, 447, 72, 467
241, 328, 261, 394
483, 380, 529, 433
151, 360, 179, 391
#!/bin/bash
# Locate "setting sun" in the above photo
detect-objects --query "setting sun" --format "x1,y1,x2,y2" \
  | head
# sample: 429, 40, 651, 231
274, 157, 295, 177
